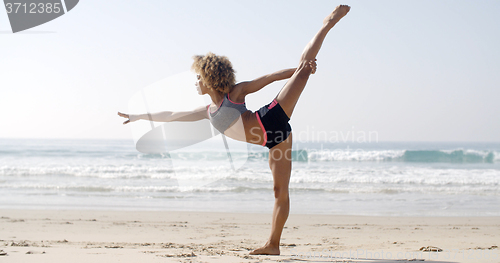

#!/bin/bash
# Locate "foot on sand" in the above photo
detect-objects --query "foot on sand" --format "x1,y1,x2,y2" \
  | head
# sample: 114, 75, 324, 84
249, 244, 280, 255
323, 5, 351, 27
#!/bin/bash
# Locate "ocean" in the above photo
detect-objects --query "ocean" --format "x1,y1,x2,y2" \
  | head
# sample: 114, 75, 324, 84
1, 138, 499, 216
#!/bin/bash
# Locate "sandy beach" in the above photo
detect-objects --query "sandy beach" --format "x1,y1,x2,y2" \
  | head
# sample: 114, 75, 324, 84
0, 210, 498, 263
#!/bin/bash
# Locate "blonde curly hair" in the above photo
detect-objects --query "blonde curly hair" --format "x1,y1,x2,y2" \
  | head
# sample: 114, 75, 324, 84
191, 52, 236, 94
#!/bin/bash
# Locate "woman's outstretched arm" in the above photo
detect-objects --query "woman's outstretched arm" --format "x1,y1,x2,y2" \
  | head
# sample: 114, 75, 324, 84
118, 105, 208, 125
243, 68, 296, 94
232, 63, 316, 101
232, 68, 295, 100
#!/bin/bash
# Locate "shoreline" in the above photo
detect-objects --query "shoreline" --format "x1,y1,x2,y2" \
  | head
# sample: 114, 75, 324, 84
1, 209, 498, 262
1, 206, 500, 217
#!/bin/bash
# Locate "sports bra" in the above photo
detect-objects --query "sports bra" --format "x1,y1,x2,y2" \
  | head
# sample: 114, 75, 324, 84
208, 94, 248, 133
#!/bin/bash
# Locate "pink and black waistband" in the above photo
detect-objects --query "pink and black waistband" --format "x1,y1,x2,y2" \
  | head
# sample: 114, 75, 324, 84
255, 99, 291, 149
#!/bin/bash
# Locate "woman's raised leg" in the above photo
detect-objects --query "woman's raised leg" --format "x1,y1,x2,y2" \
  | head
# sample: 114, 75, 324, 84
250, 133, 293, 255
276, 5, 350, 118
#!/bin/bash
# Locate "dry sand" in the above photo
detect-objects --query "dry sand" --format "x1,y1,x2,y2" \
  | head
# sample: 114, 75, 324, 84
0, 210, 498, 263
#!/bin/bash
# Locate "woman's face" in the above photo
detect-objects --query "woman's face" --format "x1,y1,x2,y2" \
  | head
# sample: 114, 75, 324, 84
195, 74, 208, 95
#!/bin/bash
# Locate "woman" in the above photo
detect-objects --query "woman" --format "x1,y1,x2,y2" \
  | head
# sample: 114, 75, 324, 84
118, 5, 350, 255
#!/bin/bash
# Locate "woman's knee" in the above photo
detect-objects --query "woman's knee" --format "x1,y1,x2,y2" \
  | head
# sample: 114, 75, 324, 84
273, 185, 289, 200
295, 60, 313, 78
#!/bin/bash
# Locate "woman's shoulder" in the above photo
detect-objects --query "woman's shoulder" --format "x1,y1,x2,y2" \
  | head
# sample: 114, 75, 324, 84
228, 83, 247, 103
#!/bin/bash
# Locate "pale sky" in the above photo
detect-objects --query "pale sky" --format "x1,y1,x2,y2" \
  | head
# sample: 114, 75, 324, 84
1, 0, 499, 142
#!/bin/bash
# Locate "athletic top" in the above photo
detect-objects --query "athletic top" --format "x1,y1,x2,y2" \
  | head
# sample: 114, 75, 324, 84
208, 94, 248, 133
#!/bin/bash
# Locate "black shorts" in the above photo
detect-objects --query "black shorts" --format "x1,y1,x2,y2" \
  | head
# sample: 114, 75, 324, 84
255, 99, 292, 149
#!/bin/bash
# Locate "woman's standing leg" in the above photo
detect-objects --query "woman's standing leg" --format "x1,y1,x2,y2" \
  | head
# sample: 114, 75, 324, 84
276, 5, 350, 118
250, 5, 350, 255
250, 133, 293, 255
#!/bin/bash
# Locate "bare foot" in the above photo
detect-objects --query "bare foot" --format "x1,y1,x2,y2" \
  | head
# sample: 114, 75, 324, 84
249, 244, 280, 255
323, 5, 351, 27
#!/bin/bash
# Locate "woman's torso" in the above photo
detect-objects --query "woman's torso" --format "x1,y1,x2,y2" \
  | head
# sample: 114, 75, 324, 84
208, 87, 264, 146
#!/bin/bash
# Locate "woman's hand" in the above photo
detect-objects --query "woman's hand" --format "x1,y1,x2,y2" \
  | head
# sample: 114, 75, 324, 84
117, 112, 131, 125
308, 59, 317, 74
